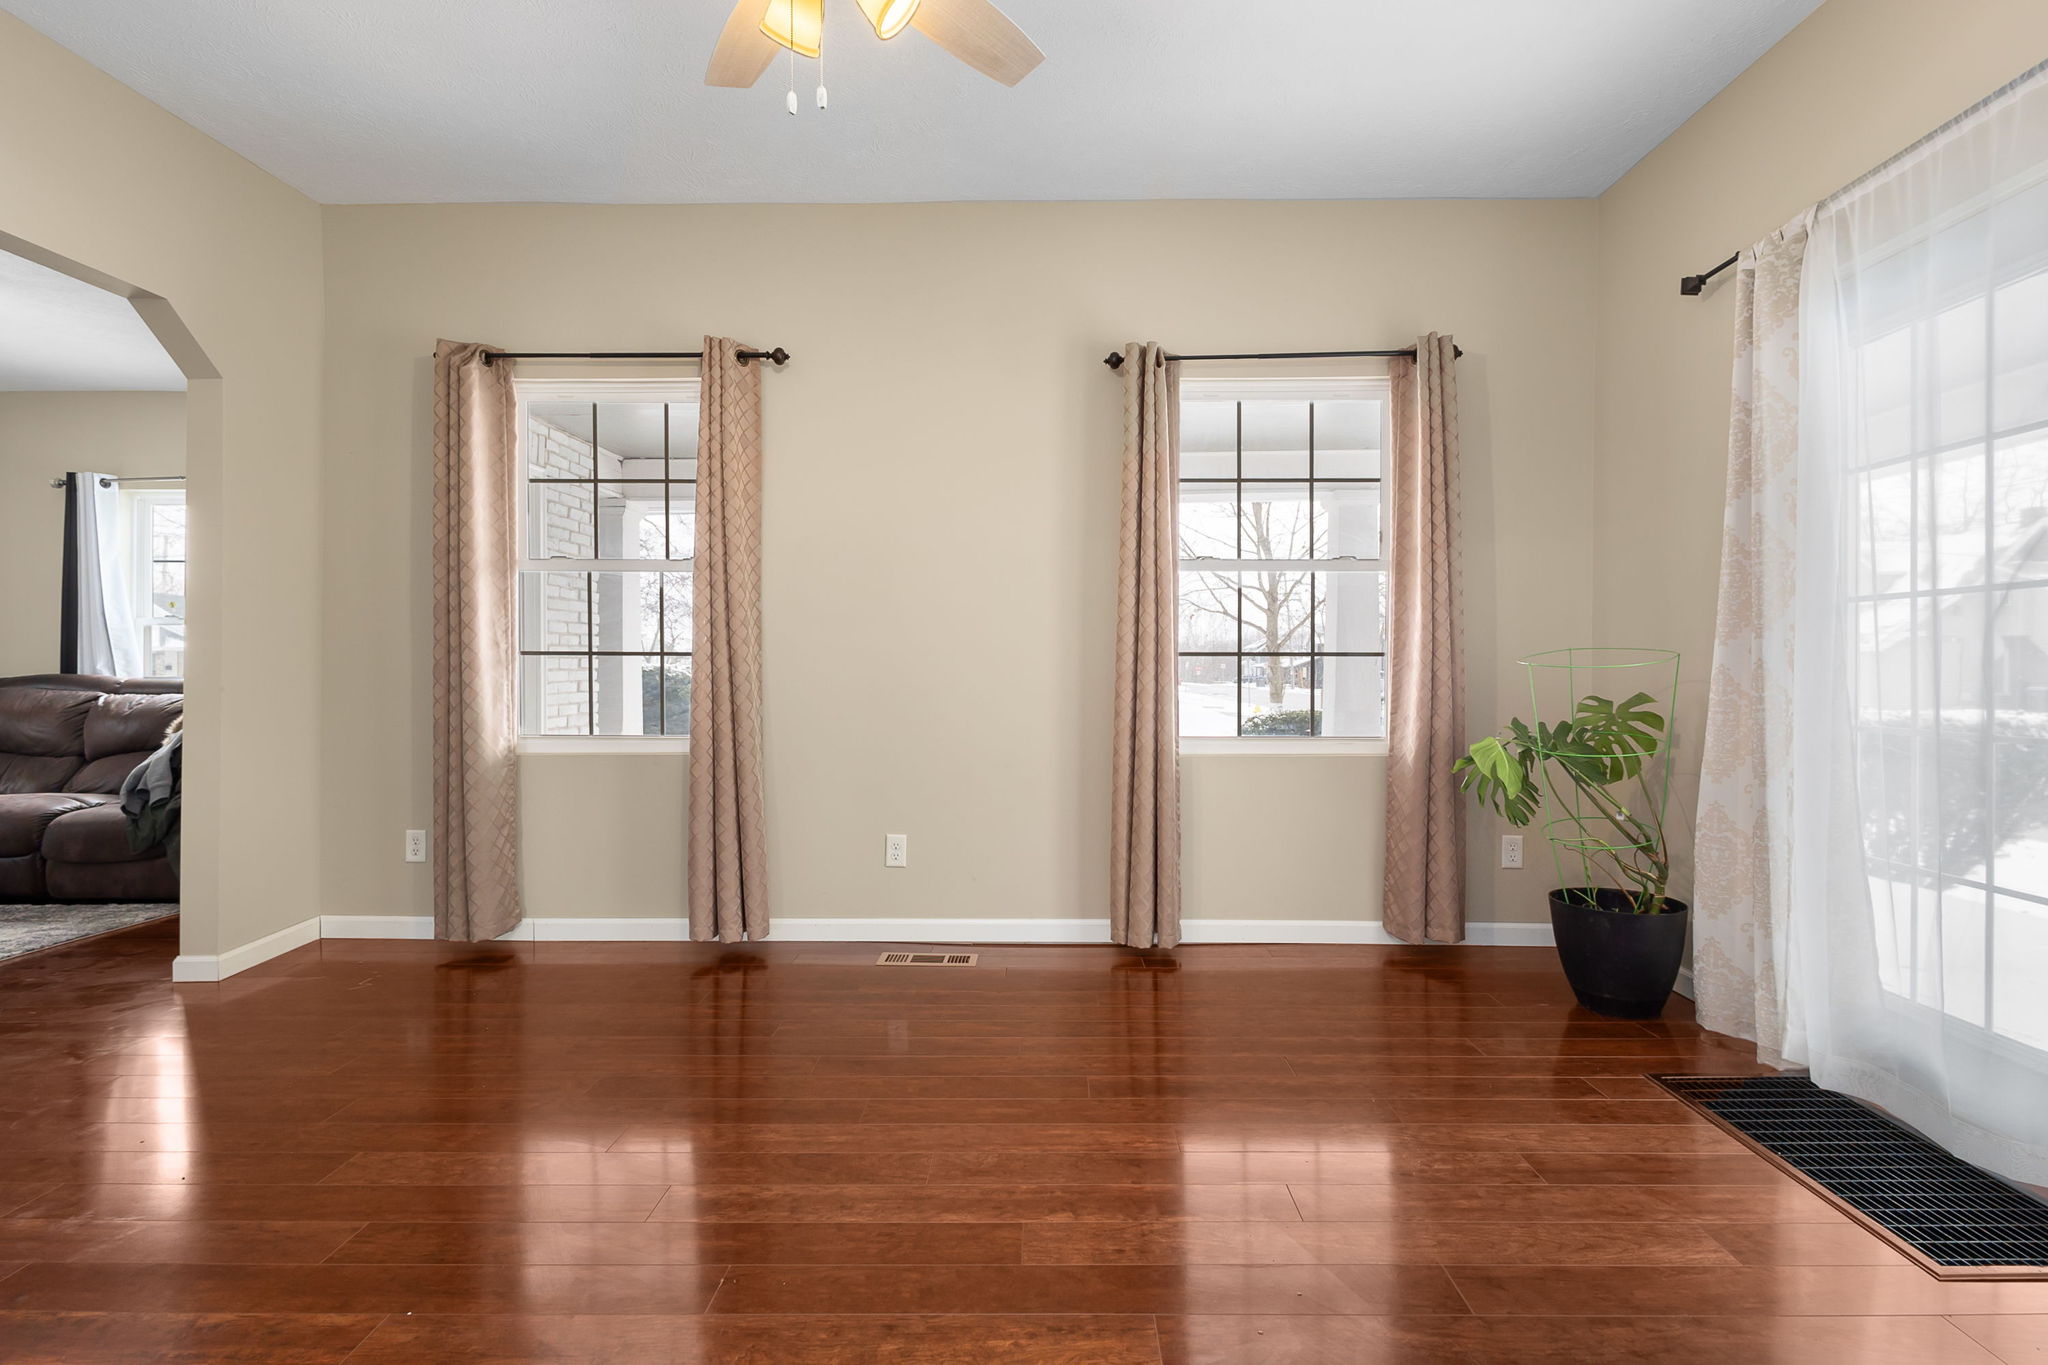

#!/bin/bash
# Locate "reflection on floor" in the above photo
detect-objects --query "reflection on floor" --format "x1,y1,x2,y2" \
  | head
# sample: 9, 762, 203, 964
2, 922, 2046, 1362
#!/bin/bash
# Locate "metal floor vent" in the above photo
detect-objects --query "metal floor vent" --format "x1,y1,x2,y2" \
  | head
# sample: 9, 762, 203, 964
1657, 1074, 2048, 1277
876, 952, 977, 966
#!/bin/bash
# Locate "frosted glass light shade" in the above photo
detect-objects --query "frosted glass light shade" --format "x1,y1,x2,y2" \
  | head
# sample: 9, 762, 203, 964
760, 0, 825, 57
854, 0, 921, 39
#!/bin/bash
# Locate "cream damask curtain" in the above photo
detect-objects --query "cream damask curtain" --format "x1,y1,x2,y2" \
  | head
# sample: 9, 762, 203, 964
1694, 220, 1812, 1053
430, 340, 523, 942
1109, 342, 1181, 949
689, 338, 771, 943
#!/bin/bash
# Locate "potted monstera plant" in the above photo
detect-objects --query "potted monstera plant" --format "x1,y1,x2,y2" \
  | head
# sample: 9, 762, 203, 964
1453, 649, 1686, 1018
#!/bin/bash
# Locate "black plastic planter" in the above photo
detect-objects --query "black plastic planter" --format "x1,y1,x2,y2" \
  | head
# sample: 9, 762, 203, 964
1547, 888, 1690, 1019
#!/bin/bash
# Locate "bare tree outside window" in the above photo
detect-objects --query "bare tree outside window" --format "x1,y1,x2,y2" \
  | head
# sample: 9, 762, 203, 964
1176, 383, 1389, 738
1180, 499, 1313, 707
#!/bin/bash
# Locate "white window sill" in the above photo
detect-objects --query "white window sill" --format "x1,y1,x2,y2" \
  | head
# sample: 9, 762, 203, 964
1179, 737, 1387, 756
518, 737, 688, 755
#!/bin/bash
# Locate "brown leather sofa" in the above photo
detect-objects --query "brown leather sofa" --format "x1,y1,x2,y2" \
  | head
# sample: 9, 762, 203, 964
0, 674, 182, 903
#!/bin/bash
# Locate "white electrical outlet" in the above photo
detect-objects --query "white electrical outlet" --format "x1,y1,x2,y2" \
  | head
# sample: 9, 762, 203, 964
1500, 834, 1524, 869
885, 834, 908, 868
405, 829, 428, 863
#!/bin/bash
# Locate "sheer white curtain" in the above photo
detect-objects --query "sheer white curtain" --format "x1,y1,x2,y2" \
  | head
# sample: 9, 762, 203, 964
66, 472, 142, 678
1785, 63, 2048, 1183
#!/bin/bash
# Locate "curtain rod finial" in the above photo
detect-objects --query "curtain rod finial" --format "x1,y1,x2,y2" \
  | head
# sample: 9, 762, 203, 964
1681, 251, 1741, 297
1103, 352, 1126, 370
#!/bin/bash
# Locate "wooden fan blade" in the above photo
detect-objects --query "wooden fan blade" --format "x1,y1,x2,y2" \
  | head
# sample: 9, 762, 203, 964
707, 0, 780, 87
909, 0, 1044, 86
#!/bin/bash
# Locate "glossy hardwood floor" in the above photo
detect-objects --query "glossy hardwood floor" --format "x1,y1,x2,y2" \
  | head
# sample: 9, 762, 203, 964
3, 921, 2047, 1363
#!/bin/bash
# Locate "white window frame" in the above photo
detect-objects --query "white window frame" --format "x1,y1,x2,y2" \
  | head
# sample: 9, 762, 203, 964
1177, 375, 1390, 755
121, 486, 186, 681
514, 378, 697, 755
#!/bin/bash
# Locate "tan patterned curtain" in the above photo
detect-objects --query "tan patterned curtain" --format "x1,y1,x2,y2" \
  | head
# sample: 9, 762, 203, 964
1694, 218, 1812, 1054
1110, 342, 1181, 949
431, 340, 523, 942
1382, 334, 1466, 944
689, 338, 770, 942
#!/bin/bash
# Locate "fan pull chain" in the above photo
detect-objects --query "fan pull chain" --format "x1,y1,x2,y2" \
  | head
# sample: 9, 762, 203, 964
786, 14, 798, 114
816, 6, 828, 110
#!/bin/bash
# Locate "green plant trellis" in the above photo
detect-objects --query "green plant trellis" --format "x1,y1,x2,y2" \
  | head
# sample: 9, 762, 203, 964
1453, 647, 1681, 914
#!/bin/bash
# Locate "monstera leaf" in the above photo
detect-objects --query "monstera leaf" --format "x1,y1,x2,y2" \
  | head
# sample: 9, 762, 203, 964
1571, 692, 1666, 782
1453, 733, 1539, 825
1449, 683, 1675, 910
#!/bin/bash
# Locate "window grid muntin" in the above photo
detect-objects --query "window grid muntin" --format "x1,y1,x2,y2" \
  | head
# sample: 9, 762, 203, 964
517, 396, 694, 737
124, 489, 186, 679
1178, 392, 1387, 739
150, 499, 186, 675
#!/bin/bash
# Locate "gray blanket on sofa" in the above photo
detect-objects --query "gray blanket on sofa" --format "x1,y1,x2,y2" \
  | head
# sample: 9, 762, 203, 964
120, 727, 182, 873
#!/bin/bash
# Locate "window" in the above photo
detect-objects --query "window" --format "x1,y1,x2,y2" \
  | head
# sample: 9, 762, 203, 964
1840, 179, 2048, 1048
1177, 378, 1388, 739
516, 383, 696, 738
120, 488, 185, 679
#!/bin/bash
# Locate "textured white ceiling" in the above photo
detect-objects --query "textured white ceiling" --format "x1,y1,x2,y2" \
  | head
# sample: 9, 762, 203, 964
0, 251, 185, 391
2, 0, 1822, 204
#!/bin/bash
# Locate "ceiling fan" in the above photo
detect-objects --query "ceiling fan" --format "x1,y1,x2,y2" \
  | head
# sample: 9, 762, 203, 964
707, 0, 1044, 95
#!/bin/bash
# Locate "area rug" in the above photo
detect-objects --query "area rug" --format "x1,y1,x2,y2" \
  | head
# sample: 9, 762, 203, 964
0, 902, 177, 963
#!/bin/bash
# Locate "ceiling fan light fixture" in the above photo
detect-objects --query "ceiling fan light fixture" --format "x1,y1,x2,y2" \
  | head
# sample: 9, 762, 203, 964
760, 0, 824, 58
853, 0, 921, 40
710, 0, 1040, 92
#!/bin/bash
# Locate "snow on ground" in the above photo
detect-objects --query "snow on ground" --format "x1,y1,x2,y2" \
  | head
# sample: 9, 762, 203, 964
1178, 681, 1313, 736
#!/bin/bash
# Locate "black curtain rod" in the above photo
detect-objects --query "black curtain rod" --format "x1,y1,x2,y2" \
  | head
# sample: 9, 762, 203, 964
481, 348, 790, 367
1680, 252, 1741, 297
1101, 346, 1462, 371
1677, 58, 2048, 297
47, 474, 185, 488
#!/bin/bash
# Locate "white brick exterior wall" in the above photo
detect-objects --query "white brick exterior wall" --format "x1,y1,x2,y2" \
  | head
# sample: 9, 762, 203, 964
528, 417, 596, 733
521, 410, 685, 736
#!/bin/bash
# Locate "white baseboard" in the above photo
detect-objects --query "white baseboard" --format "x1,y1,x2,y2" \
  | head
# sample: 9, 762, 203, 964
1673, 966, 1696, 1000
520, 917, 678, 941
319, 915, 575, 942
171, 914, 321, 982
320, 915, 436, 939
772, 917, 1109, 943
311, 914, 1553, 947
188, 913, 1550, 984
1181, 918, 1553, 946
1455, 920, 1557, 947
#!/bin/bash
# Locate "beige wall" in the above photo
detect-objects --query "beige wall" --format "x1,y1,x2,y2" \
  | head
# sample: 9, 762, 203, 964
1593, 0, 2048, 906
30, 0, 2031, 951
321, 201, 1598, 927
512, 750, 1387, 928
13, 0, 2035, 955
0, 13, 325, 959
0, 391, 185, 677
